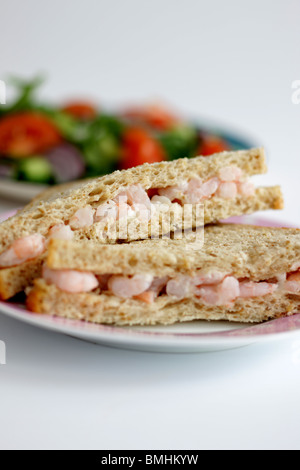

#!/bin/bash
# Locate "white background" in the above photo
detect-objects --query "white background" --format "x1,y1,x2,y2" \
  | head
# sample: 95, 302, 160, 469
0, 0, 300, 450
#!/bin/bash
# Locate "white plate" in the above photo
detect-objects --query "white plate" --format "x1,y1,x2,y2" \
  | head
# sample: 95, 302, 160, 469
2, 299, 300, 353
0, 211, 299, 353
0, 179, 47, 201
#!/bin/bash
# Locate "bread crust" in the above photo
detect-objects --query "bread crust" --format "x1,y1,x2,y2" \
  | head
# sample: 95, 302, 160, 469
47, 223, 299, 282
0, 256, 45, 300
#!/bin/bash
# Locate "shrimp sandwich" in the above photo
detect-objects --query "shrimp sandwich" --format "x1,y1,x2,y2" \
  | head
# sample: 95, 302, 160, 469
26, 224, 300, 325
0, 147, 283, 300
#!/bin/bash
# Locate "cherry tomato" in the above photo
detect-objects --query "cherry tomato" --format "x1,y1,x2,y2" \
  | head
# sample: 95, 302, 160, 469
0, 112, 62, 158
124, 104, 179, 131
120, 127, 165, 169
62, 102, 98, 120
199, 136, 229, 156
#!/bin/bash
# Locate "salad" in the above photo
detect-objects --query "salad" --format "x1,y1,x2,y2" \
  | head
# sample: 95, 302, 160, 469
0, 77, 242, 186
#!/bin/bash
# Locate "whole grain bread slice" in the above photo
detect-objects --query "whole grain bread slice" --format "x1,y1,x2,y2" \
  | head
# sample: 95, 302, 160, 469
26, 279, 300, 325
47, 224, 300, 282
0, 256, 45, 300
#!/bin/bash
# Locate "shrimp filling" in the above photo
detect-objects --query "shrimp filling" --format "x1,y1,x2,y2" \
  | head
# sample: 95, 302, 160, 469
0, 166, 255, 268
92, 165, 255, 226
42, 267, 300, 306
0, 234, 46, 268
64, 165, 255, 235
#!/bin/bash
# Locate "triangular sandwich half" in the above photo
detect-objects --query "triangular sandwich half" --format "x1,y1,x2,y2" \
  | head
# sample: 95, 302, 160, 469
0, 148, 283, 299
27, 224, 300, 325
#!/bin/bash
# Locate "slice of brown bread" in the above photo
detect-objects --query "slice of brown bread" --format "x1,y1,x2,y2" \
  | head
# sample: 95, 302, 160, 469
0, 148, 269, 252
26, 280, 300, 325
26, 178, 93, 209
47, 224, 300, 282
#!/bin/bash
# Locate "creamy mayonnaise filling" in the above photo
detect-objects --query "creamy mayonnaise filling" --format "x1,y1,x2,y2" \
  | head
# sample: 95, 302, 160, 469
0, 166, 255, 268
42, 267, 300, 306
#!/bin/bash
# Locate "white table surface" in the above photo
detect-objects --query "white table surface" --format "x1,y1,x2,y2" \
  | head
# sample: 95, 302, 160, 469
1, 0, 300, 450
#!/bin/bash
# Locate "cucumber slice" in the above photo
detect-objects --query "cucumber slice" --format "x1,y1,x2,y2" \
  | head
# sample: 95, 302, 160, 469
159, 125, 198, 160
15, 157, 54, 184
